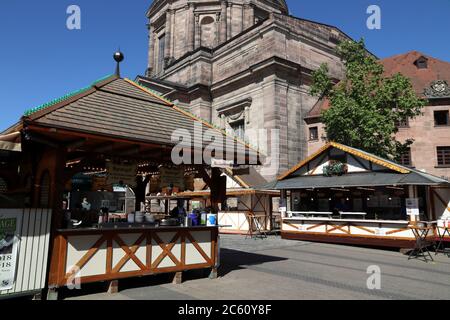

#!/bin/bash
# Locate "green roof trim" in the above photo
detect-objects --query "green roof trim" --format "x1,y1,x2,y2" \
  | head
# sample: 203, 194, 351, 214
23, 74, 115, 117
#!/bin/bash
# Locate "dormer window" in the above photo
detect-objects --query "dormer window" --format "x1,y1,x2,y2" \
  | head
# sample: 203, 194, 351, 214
414, 56, 428, 69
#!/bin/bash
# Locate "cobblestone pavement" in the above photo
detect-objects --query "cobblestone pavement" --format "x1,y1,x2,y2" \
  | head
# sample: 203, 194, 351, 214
65, 235, 450, 300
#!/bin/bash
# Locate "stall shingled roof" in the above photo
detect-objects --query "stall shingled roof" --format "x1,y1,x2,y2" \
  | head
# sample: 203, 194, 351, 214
5, 74, 259, 161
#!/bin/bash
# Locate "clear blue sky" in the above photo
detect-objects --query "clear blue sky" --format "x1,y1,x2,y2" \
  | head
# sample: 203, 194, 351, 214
1, 0, 449, 131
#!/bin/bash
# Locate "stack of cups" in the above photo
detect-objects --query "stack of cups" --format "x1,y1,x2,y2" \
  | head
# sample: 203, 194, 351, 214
135, 211, 144, 224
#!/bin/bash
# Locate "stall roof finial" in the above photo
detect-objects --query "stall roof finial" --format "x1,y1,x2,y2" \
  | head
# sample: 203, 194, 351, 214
114, 50, 124, 77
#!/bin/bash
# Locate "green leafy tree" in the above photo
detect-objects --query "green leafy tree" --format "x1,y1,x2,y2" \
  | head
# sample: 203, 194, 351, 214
310, 39, 425, 161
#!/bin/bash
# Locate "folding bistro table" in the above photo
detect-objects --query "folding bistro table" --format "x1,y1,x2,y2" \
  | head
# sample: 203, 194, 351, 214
409, 225, 435, 262
435, 224, 450, 255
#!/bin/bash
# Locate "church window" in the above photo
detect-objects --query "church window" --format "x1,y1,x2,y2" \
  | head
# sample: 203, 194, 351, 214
201, 16, 215, 25
434, 110, 449, 126
158, 34, 166, 72
414, 56, 428, 69
230, 120, 245, 141
437, 147, 450, 167
200, 16, 216, 48
395, 117, 409, 128
399, 148, 412, 167
309, 127, 319, 141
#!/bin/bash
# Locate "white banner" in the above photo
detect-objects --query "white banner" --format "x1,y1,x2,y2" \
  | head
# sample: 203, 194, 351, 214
0, 213, 21, 290
106, 162, 137, 187
406, 198, 420, 216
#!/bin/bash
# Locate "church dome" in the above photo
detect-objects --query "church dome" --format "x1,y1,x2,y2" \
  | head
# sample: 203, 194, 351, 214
148, 1, 289, 17
268, 0, 289, 14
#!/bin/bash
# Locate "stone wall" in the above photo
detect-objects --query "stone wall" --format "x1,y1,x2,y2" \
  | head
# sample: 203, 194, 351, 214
147, 0, 287, 77
144, 1, 349, 179
396, 103, 450, 180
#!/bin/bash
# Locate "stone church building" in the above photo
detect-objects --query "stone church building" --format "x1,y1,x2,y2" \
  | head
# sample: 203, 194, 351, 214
137, 0, 352, 181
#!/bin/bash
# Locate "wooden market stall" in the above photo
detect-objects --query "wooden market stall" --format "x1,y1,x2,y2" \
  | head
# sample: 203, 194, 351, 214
165, 189, 281, 235
144, 165, 280, 236
0, 60, 259, 299
264, 142, 450, 248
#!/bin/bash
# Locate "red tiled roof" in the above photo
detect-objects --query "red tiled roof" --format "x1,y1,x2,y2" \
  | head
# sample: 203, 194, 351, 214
306, 51, 450, 119
382, 51, 450, 94
305, 98, 331, 119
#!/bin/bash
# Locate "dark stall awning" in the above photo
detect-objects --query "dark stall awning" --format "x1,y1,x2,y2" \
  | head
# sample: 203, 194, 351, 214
262, 171, 449, 190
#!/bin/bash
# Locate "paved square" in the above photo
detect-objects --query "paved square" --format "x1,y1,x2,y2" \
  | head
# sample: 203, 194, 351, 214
65, 235, 450, 300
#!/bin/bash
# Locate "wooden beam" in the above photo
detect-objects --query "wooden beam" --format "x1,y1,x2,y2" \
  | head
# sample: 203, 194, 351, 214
115, 145, 141, 157
91, 142, 116, 154
65, 138, 87, 152
23, 132, 60, 148
25, 124, 167, 150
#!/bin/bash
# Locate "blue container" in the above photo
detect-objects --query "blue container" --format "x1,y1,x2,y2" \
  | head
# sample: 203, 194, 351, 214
189, 213, 199, 226
207, 214, 217, 227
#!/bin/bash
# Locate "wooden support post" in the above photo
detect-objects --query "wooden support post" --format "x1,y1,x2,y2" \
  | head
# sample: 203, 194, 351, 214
209, 267, 218, 279
269, 195, 274, 231
32, 147, 67, 229
107, 280, 119, 294
280, 190, 287, 218
429, 187, 436, 221
210, 168, 226, 213
172, 272, 183, 284
134, 175, 150, 211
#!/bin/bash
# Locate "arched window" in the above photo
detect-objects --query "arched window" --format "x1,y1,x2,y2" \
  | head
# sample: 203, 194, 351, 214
0, 177, 7, 194
201, 16, 215, 25
200, 16, 216, 48
39, 171, 51, 208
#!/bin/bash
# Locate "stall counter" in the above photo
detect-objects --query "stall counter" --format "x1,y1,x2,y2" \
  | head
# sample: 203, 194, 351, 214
48, 225, 219, 288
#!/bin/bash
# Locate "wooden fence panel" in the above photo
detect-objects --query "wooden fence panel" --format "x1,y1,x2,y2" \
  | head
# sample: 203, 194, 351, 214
0, 208, 52, 297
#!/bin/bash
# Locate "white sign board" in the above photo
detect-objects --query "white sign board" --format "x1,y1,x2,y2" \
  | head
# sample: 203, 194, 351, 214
406, 198, 420, 216
106, 162, 137, 187
0, 213, 21, 290
160, 167, 185, 190
211, 159, 234, 169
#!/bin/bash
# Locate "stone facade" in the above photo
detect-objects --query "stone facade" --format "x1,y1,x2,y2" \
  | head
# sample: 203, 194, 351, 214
395, 100, 450, 181
138, 0, 349, 181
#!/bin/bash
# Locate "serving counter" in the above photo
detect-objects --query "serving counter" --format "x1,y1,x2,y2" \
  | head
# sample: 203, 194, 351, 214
282, 217, 416, 248
47, 225, 219, 291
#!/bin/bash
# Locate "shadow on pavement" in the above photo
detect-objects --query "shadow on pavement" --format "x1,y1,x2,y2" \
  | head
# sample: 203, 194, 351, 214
59, 248, 287, 300
218, 248, 288, 278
